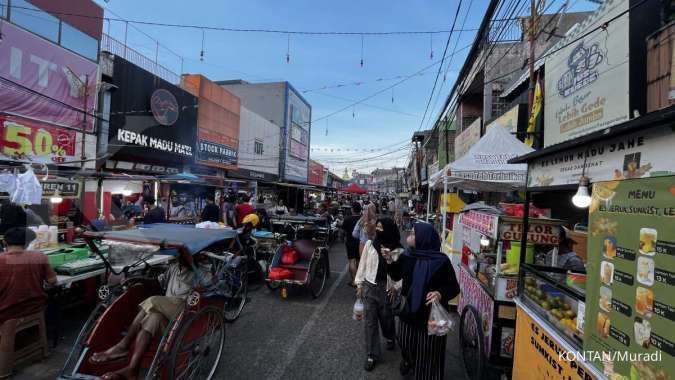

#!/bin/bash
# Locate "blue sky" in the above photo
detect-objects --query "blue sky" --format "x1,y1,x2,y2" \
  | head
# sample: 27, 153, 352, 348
97, 0, 567, 175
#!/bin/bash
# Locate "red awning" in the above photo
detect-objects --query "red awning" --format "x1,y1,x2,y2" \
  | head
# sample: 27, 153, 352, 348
343, 183, 367, 194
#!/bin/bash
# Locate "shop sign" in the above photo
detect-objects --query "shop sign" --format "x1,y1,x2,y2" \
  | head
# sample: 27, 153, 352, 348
543, 0, 630, 147
486, 104, 520, 133
0, 114, 80, 165
227, 167, 278, 182
459, 210, 499, 239
513, 305, 599, 380
499, 221, 561, 244
41, 181, 80, 197
308, 160, 325, 186
0, 22, 98, 132
495, 276, 519, 302
197, 140, 237, 166
500, 327, 515, 358
284, 86, 310, 182
583, 177, 675, 379
528, 126, 675, 188
458, 265, 495, 355
454, 118, 481, 159
108, 56, 197, 166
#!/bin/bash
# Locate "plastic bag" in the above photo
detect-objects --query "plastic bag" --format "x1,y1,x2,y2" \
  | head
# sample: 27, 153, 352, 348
427, 300, 453, 336
353, 298, 364, 321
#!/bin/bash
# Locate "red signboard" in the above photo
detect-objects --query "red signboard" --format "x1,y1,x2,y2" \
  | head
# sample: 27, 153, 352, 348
0, 114, 78, 164
0, 22, 98, 132
308, 160, 325, 186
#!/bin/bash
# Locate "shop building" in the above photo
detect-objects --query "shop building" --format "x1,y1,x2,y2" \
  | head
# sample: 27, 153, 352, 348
0, 0, 102, 228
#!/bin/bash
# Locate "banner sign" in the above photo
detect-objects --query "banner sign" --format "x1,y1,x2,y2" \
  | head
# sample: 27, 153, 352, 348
0, 114, 80, 165
486, 104, 521, 133
108, 57, 197, 166
197, 139, 237, 166
499, 221, 561, 244
284, 86, 310, 182
543, 0, 630, 147
513, 305, 599, 380
0, 22, 97, 132
458, 265, 495, 355
41, 181, 80, 197
583, 177, 675, 379
459, 210, 499, 239
528, 126, 675, 188
455, 117, 481, 159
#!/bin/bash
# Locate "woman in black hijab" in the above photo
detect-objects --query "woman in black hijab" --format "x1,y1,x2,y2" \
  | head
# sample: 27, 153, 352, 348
355, 217, 403, 372
386, 222, 459, 379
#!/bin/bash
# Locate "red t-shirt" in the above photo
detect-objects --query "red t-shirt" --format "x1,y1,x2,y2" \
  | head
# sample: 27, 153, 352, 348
235, 203, 256, 225
0, 251, 57, 323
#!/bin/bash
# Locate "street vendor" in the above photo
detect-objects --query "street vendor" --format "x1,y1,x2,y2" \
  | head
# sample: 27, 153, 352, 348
547, 229, 585, 272
0, 227, 57, 324
90, 254, 197, 380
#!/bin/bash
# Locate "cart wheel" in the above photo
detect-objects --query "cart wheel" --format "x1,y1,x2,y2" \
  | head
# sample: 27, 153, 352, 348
459, 305, 485, 380
168, 307, 225, 380
223, 260, 248, 322
309, 253, 328, 299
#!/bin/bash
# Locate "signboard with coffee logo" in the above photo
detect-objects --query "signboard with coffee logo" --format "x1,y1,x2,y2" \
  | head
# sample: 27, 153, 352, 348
543, 0, 630, 147
108, 57, 197, 166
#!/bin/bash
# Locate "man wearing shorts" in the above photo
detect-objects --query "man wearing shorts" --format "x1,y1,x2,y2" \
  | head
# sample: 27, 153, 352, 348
90, 256, 194, 380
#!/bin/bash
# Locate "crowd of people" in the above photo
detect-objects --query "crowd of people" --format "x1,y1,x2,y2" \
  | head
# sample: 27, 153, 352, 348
343, 197, 459, 379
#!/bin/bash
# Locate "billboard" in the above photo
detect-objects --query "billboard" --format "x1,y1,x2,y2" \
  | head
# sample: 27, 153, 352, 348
0, 22, 98, 132
454, 117, 481, 159
284, 86, 311, 182
108, 57, 197, 166
544, 0, 630, 147
181, 75, 240, 169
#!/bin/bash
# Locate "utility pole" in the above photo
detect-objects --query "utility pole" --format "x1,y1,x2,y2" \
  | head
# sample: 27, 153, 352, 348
527, 0, 538, 112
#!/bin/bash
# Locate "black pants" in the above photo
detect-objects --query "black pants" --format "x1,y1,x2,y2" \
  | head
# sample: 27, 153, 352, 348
363, 282, 395, 360
398, 319, 447, 380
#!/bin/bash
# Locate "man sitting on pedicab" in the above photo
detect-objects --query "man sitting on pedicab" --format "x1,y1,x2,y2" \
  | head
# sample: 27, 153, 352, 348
90, 252, 196, 380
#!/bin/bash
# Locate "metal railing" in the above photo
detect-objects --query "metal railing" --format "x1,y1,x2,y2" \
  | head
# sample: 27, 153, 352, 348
100, 34, 181, 85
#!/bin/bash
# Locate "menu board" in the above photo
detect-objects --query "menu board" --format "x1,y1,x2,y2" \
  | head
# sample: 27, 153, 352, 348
584, 176, 675, 379
458, 265, 495, 355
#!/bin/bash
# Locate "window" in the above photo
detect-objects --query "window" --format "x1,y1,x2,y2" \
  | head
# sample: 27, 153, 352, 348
10, 0, 60, 42
254, 140, 264, 155
61, 22, 98, 61
1, 0, 7, 19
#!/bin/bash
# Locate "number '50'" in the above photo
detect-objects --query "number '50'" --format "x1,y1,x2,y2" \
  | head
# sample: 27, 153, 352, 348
3, 125, 55, 156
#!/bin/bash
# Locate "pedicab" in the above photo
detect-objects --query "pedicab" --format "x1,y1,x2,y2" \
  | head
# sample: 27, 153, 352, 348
58, 225, 248, 380
266, 215, 329, 299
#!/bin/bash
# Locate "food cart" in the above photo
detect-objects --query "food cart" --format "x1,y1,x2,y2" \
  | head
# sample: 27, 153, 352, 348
453, 206, 565, 379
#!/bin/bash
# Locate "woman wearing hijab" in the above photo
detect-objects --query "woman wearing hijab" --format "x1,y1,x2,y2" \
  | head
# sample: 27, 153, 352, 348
385, 223, 459, 380
355, 217, 402, 372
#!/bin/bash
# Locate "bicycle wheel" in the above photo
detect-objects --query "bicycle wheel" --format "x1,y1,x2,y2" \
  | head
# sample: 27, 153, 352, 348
223, 260, 248, 322
460, 305, 485, 380
168, 307, 225, 380
309, 253, 328, 299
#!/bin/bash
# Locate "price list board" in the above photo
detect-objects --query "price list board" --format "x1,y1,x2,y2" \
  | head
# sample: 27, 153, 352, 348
584, 177, 675, 379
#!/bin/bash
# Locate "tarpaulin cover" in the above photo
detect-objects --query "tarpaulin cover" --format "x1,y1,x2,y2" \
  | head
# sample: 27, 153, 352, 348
431, 124, 534, 192
87, 225, 238, 255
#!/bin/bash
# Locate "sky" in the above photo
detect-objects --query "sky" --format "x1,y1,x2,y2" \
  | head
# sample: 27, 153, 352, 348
94, 0, 590, 176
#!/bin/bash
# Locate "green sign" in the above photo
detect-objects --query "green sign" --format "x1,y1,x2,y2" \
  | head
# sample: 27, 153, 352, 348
584, 176, 675, 379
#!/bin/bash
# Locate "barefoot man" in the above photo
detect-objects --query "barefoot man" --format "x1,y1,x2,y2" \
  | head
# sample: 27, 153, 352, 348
90, 255, 194, 379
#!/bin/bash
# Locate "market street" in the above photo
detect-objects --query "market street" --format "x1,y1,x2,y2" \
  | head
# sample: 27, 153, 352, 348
13, 244, 469, 380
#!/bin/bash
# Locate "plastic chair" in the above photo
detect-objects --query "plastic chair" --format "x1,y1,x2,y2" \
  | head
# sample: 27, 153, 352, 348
0, 311, 49, 378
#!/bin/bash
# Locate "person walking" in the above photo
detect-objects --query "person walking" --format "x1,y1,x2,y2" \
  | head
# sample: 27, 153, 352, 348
384, 222, 459, 379
341, 202, 362, 287
355, 217, 402, 372
200, 195, 221, 222
354, 202, 378, 255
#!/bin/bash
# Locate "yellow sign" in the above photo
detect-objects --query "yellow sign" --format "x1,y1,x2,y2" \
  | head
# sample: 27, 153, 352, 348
440, 192, 465, 214
513, 305, 598, 380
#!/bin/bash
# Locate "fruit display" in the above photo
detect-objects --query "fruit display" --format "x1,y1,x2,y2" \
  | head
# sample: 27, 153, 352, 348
523, 277, 580, 339
499, 262, 519, 275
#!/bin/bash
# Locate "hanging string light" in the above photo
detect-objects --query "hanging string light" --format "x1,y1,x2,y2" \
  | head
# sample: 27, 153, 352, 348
360, 34, 364, 67
286, 33, 291, 63
391, 88, 395, 103
352, 105, 356, 118
200, 29, 205, 61
429, 33, 434, 59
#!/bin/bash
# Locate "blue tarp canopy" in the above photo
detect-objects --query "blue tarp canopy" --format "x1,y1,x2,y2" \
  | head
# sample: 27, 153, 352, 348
84, 225, 238, 255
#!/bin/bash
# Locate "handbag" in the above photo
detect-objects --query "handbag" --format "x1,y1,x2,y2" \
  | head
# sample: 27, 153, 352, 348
389, 287, 411, 316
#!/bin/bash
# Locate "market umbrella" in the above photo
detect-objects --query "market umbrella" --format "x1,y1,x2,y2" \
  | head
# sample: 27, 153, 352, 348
343, 183, 367, 194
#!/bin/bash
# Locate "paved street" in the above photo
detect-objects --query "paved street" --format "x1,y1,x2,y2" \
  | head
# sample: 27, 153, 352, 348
14, 242, 469, 380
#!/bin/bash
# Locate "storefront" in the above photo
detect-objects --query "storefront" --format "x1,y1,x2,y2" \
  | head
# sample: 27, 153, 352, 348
509, 105, 675, 380
103, 55, 198, 223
